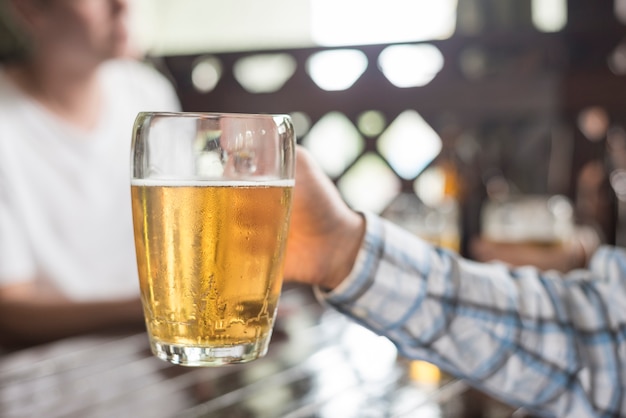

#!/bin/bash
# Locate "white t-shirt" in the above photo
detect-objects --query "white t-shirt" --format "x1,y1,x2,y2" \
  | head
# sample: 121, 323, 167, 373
0, 59, 180, 301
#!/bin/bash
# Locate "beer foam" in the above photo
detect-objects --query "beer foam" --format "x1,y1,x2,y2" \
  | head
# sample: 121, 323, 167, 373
130, 178, 295, 187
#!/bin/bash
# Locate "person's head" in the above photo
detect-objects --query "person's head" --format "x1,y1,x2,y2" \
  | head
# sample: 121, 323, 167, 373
2, 0, 129, 69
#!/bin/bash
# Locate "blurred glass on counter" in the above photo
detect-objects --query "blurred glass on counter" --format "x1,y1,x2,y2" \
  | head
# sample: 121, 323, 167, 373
383, 160, 461, 253
481, 194, 574, 247
384, 193, 460, 253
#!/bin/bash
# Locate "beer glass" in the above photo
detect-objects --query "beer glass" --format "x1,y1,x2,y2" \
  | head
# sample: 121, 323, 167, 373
130, 112, 295, 366
481, 195, 574, 246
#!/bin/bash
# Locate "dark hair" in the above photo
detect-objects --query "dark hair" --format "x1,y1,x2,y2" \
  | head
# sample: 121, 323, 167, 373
0, 0, 30, 63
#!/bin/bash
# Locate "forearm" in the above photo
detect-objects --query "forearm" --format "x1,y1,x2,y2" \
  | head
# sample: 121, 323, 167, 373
0, 296, 144, 346
320, 213, 624, 417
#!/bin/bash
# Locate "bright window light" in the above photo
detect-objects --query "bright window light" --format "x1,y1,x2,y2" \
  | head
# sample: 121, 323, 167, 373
377, 110, 442, 179
531, 0, 567, 32
303, 112, 364, 178
233, 53, 297, 93
191, 56, 222, 93
378, 44, 444, 88
338, 153, 401, 213
357, 110, 387, 137
134, 1, 312, 55
414, 166, 447, 207
311, 0, 457, 46
306, 49, 368, 91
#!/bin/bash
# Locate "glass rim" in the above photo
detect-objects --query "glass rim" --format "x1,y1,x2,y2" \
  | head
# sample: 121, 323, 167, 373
136, 111, 292, 120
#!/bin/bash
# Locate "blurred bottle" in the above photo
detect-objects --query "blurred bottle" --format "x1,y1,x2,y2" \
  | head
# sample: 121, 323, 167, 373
414, 154, 462, 253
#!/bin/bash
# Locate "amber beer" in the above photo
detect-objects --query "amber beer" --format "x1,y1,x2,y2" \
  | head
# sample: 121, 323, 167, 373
131, 179, 293, 365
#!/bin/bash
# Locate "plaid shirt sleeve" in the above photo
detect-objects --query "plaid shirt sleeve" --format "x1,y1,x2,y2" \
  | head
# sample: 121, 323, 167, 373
319, 212, 626, 418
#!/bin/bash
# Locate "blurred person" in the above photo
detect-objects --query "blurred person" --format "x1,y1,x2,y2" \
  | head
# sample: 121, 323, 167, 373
0, 0, 180, 347
284, 147, 626, 417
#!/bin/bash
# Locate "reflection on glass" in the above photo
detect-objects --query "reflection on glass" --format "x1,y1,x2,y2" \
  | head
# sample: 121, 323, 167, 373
378, 110, 442, 179
303, 112, 364, 178
357, 110, 387, 137
531, 0, 567, 32
234, 53, 297, 93
378, 44, 444, 88
191, 56, 222, 93
306, 49, 368, 91
311, 0, 457, 46
307, 321, 398, 418
338, 153, 400, 213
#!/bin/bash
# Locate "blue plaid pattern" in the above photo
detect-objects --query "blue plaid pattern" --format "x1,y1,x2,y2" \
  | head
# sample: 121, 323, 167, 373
321, 213, 626, 418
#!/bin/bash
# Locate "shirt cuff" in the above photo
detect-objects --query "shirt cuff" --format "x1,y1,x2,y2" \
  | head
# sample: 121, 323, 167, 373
314, 211, 384, 305
588, 245, 625, 279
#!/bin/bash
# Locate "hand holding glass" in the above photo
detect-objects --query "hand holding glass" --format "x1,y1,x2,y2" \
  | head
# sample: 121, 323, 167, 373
130, 112, 295, 366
